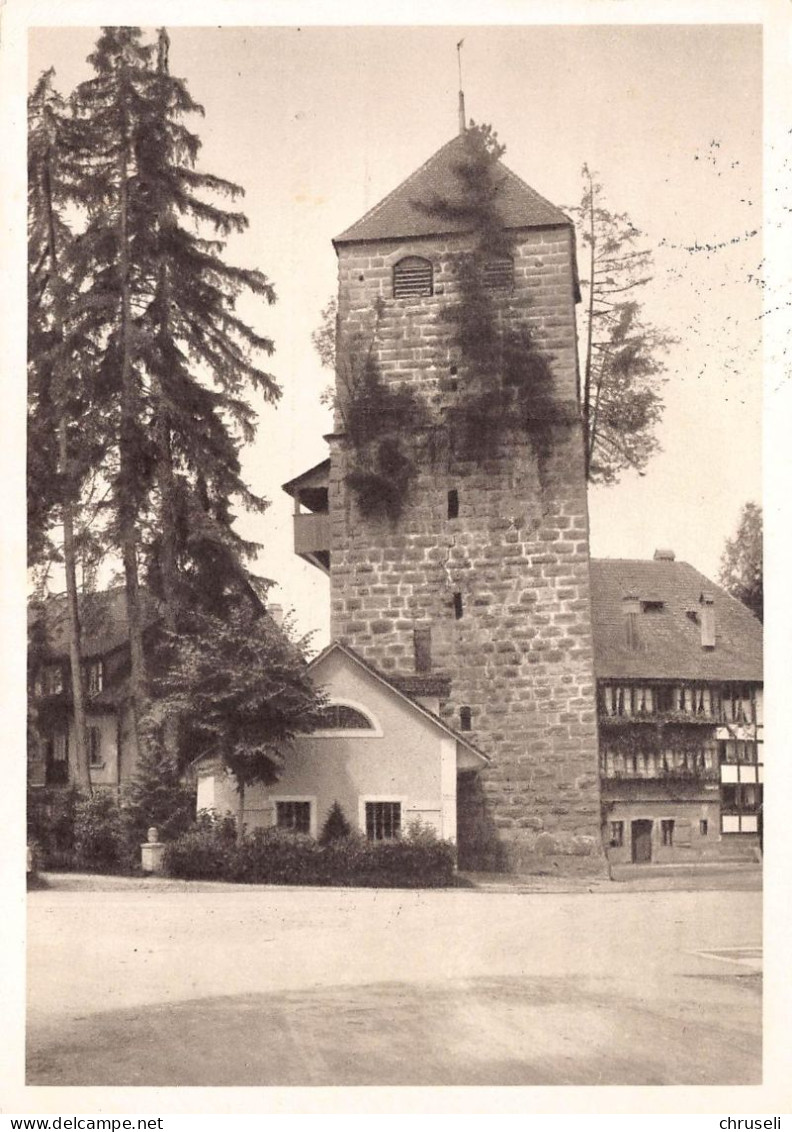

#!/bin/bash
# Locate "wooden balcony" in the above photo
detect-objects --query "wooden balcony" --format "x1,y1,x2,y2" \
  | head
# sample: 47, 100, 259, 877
294, 511, 330, 574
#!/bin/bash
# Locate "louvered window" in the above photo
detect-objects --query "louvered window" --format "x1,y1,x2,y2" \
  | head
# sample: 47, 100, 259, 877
482, 257, 514, 289
393, 256, 433, 298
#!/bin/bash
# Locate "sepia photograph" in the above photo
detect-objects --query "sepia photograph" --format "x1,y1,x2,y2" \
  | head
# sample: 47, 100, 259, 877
8, 4, 789, 1111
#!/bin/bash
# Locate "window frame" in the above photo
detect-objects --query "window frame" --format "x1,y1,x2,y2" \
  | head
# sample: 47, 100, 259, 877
87, 725, 104, 769
660, 818, 675, 847
85, 659, 104, 695
36, 663, 65, 697
609, 820, 624, 848
360, 797, 404, 841
274, 797, 316, 838
311, 699, 383, 738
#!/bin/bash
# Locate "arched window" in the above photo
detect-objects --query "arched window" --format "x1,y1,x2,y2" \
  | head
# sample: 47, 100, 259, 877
393, 256, 433, 298
482, 256, 514, 289
315, 703, 375, 731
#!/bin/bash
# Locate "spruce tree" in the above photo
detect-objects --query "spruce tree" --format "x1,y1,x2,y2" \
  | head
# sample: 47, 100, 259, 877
63, 27, 281, 761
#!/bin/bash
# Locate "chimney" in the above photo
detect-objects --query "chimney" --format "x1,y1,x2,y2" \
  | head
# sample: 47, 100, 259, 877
653, 548, 675, 562
700, 592, 715, 648
623, 595, 641, 650
268, 603, 284, 628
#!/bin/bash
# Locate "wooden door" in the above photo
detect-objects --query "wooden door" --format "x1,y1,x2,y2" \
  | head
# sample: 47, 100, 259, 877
631, 819, 653, 863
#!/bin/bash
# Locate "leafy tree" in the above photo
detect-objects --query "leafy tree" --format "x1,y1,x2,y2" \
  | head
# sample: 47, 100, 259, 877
566, 165, 674, 484
719, 502, 763, 621
151, 607, 327, 838
311, 296, 337, 372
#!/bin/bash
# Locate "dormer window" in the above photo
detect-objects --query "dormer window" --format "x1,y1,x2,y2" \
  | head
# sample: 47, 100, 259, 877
482, 256, 514, 289
393, 256, 433, 299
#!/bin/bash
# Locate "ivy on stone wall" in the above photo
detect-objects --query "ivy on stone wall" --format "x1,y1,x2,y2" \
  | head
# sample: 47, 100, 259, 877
418, 123, 558, 470
336, 300, 429, 521
332, 123, 563, 521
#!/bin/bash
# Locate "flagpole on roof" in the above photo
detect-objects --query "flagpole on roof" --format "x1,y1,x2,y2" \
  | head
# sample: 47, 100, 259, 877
457, 38, 466, 134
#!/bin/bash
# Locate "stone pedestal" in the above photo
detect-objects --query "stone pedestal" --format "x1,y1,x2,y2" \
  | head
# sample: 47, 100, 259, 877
141, 827, 166, 875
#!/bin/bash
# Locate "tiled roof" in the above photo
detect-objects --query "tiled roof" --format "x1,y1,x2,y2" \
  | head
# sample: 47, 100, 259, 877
390, 674, 452, 699
28, 588, 162, 661
334, 133, 572, 246
590, 559, 762, 682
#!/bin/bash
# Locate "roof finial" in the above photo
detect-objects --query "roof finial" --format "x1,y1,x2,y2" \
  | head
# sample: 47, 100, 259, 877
457, 38, 466, 135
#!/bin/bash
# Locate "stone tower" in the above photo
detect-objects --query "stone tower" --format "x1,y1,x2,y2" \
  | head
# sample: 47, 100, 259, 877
285, 132, 604, 874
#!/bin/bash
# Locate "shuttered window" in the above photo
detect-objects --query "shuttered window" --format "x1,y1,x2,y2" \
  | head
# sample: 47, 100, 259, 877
393, 256, 433, 298
482, 257, 514, 289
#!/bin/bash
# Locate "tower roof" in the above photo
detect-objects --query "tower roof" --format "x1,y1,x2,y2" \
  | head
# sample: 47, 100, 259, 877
333, 133, 572, 247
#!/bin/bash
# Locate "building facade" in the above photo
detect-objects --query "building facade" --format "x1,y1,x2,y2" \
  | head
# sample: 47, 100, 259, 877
27, 589, 158, 790
590, 552, 763, 864
195, 641, 488, 842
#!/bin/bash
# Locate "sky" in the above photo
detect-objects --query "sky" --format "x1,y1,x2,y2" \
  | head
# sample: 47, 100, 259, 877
26, 21, 767, 646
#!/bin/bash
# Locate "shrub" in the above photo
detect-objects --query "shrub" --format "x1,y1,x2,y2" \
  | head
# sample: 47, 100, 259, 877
27, 785, 83, 869
121, 747, 197, 849
73, 789, 128, 871
164, 820, 457, 888
161, 823, 238, 881
319, 801, 351, 843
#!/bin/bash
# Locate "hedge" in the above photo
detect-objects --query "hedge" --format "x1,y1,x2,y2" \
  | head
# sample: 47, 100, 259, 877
163, 822, 457, 887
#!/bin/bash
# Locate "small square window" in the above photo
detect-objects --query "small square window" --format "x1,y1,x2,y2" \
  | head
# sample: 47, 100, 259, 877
276, 801, 311, 835
661, 819, 675, 847
609, 821, 624, 848
365, 801, 401, 841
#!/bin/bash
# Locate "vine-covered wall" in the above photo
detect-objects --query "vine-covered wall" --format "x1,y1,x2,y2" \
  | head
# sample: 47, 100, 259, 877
329, 220, 604, 872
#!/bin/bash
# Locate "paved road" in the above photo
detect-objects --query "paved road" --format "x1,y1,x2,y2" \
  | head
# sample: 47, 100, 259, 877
27, 880, 761, 1086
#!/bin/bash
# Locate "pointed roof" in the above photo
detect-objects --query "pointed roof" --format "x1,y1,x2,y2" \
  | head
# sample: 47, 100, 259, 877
334, 134, 572, 247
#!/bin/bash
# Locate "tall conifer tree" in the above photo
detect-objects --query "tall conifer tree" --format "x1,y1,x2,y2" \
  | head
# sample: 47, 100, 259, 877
28, 69, 96, 791
62, 27, 280, 761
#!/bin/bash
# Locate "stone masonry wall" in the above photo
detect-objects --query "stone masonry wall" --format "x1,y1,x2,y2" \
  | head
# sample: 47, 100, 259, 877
330, 226, 605, 873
